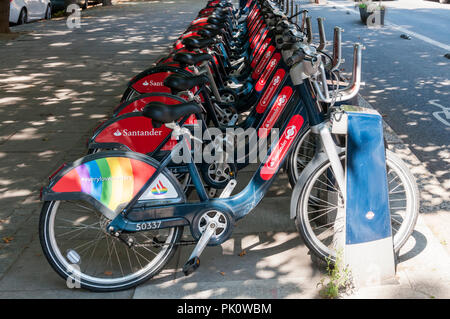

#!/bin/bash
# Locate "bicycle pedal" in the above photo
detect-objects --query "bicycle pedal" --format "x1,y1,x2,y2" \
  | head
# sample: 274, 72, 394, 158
182, 257, 200, 276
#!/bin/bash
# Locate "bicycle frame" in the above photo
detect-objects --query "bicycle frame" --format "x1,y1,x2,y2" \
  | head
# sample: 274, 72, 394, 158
107, 78, 328, 235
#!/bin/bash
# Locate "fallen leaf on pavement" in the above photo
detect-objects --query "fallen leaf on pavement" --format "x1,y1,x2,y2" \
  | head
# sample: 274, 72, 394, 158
238, 250, 246, 257
2, 237, 13, 244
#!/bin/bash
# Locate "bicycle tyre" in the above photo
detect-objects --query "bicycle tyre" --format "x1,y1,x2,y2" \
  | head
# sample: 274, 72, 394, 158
292, 150, 419, 263
39, 200, 183, 292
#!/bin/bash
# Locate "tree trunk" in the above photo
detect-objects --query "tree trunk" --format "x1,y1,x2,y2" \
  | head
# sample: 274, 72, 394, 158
102, 0, 112, 6
0, 0, 11, 33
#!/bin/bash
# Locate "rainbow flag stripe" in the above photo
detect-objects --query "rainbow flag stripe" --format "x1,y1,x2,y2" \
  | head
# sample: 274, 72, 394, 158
151, 181, 168, 195
52, 157, 155, 211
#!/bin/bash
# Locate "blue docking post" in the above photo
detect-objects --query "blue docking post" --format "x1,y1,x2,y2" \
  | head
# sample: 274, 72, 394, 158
343, 106, 396, 286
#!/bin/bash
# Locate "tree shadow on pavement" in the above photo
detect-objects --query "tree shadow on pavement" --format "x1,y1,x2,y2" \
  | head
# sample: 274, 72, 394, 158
0, 0, 204, 282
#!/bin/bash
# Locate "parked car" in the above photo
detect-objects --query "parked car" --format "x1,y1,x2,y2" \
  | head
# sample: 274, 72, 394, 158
9, 0, 52, 25
50, 0, 103, 13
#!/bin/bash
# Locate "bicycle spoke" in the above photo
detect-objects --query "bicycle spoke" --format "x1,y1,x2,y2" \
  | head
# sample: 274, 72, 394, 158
309, 207, 338, 223
112, 239, 124, 277
312, 217, 344, 231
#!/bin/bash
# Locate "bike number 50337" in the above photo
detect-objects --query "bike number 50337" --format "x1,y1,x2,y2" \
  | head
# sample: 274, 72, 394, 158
136, 221, 162, 231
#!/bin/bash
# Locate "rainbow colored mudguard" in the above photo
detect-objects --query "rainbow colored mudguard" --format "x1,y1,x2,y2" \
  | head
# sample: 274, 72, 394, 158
42, 151, 185, 220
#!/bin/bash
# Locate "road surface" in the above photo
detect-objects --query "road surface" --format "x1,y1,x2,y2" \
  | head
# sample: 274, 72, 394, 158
295, 0, 449, 189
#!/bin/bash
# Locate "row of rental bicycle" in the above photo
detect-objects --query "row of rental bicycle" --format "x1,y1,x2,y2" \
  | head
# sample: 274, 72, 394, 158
38, 0, 419, 291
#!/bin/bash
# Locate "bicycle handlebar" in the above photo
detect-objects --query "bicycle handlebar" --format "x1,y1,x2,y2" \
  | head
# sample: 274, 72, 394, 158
313, 43, 364, 103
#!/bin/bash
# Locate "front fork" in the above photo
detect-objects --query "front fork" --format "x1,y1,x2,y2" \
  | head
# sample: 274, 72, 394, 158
312, 122, 346, 194
312, 122, 347, 250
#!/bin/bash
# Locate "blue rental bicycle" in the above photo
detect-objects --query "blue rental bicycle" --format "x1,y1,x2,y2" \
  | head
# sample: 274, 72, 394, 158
38, 0, 419, 291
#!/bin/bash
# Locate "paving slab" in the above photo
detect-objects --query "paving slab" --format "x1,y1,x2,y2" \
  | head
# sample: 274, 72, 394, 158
133, 231, 324, 299
348, 214, 450, 299
134, 277, 321, 299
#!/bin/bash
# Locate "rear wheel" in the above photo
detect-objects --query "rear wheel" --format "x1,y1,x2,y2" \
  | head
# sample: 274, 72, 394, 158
121, 87, 141, 102
293, 150, 419, 263
45, 5, 51, 19
39, 200, 183, 291
17, 8, 27, 25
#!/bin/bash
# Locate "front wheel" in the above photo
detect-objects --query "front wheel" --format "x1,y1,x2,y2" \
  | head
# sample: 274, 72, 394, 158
293, 150, 419, 263
39, 200, 183, 291
286, 128, 317, 188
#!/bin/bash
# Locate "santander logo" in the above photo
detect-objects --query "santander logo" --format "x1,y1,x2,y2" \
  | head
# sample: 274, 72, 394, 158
260, 115, 304, 181
268, 159, 276, 168
285, 125, 297, 140
256, 69, 286, 114
278, 95, 287, 106
142, 80, 164, 87
112, 129, 162, 137
273, 76, 281, 85
258, 86, 293, 138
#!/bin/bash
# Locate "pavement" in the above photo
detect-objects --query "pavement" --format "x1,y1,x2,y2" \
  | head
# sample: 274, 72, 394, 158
0, 0, 449, 299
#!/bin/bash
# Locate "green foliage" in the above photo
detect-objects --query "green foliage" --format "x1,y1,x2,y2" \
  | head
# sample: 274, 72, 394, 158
52, 10, 66, 18
358, 0, 385, 11
318, 250, 354, 299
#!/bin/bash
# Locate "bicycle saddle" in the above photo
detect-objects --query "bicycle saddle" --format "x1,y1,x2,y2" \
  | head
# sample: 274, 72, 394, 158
207, 16, 227, 25
213, 8, 231, 15
203, 24, 221, 32
182, 37, 216, 50
143, 101, 202, 127
197, 29, 219, 38
275, 20, 290, 35
173, 52, 212, 66
216, 2, 233, 8
163, 74, 209, 92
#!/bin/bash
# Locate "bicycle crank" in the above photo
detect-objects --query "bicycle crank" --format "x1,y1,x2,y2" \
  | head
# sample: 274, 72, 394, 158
183, 210, 234, 276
